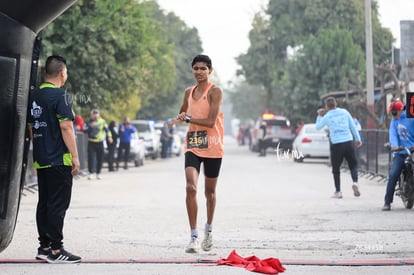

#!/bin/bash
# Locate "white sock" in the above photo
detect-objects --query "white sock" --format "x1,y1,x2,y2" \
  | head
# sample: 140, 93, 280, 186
205, 223, 212, 233
191, 229, 198, 238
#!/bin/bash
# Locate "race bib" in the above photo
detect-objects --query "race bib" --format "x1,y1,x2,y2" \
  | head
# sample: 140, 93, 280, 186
187, 131, 208, 149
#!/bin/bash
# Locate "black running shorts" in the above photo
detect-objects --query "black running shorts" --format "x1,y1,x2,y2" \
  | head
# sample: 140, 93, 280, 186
184, 151, 222, 178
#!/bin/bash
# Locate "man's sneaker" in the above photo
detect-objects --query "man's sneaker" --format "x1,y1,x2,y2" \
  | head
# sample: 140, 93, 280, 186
331, 192, 343, 199
46, 248, 81, 264
97, 174, 102, 180
87, 173, 94, 180
185, 236, 200, 253
352, 184, 361, 197
201, 232, 213, 251
382, 204, 391, 211
35, 247, 50, 261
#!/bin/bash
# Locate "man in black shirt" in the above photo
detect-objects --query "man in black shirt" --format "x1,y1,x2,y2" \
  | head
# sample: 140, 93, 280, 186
28, 55, 81, 263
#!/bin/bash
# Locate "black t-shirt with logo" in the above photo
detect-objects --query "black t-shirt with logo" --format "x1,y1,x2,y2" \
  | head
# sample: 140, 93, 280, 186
28, 83, 74, 168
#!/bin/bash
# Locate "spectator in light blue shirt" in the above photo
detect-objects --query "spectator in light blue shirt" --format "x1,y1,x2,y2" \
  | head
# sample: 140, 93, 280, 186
316, 97, 362, 199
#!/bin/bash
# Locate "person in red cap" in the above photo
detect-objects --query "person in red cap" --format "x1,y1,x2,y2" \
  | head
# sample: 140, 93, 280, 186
382, 100, 414, 210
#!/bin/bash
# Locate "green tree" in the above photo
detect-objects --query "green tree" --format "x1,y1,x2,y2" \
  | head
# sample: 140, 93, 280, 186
265, 0, 392, 64
228, 82, 267, 120
236, 0, 393, 119
137, 1, 203, 120
40, 0, 175, 121
286, 26, 365, 117
236, 14, 280, 108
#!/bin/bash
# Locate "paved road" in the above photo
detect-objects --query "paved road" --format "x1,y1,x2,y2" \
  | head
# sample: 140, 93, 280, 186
1, 136, 413, 274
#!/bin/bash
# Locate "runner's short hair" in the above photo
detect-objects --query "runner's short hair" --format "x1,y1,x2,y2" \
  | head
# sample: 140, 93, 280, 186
191, 54, 212, 69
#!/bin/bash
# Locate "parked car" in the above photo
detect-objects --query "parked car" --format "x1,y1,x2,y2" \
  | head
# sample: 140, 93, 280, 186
103, 132, 145, 167
292, 123, 330, 162
251, 111, 296, 152
131, 120, 161, 160
129, 132, 146, 166
175, 123, 189, 143
172, 133, 182, 156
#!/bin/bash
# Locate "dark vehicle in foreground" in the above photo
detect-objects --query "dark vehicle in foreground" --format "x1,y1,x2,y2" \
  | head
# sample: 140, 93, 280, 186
396, 147, 414, 209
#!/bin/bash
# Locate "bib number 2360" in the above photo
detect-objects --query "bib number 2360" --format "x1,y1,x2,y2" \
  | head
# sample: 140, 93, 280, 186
187, 131, 208, 149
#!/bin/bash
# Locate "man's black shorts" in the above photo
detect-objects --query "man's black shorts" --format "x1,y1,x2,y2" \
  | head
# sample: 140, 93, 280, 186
185, 151, 222, 178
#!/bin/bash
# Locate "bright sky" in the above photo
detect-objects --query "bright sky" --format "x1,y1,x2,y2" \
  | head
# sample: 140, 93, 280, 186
157, 0, 414, 86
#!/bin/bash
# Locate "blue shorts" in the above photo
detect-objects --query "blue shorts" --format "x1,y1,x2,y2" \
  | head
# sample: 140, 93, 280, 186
185, 151, 222, 178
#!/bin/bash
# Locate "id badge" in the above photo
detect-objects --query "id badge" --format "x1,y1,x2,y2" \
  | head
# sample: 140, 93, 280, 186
187, 131, 208, 149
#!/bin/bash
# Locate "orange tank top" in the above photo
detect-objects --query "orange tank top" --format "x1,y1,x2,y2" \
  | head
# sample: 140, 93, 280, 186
185, 82, 224, 158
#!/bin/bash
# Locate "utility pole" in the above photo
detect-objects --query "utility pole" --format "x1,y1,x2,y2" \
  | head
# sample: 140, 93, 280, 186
365, 0, 376, 128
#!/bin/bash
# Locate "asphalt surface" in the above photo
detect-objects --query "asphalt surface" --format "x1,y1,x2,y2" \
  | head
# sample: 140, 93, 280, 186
1, 136, 413, 274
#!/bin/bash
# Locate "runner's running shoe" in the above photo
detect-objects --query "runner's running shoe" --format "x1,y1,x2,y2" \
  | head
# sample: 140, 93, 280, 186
185, 237, 200, 253
201, 232, 213, 251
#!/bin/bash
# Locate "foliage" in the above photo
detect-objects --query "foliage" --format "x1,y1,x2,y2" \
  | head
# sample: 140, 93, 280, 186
286, 26, 365, 120
228, 82, 267, 120
39, 0, 203, 123
235, 0, 394, 121
137, 2, 203, 120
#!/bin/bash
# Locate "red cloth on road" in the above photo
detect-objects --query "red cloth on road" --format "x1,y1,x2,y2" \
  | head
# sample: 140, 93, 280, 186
217, 250, 285, 274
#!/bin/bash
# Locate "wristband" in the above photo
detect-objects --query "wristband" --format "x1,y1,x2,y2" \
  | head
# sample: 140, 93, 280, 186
185, 114, 191, 123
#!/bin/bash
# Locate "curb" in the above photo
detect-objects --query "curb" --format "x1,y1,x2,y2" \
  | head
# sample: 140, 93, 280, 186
1, 258, 414, 266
